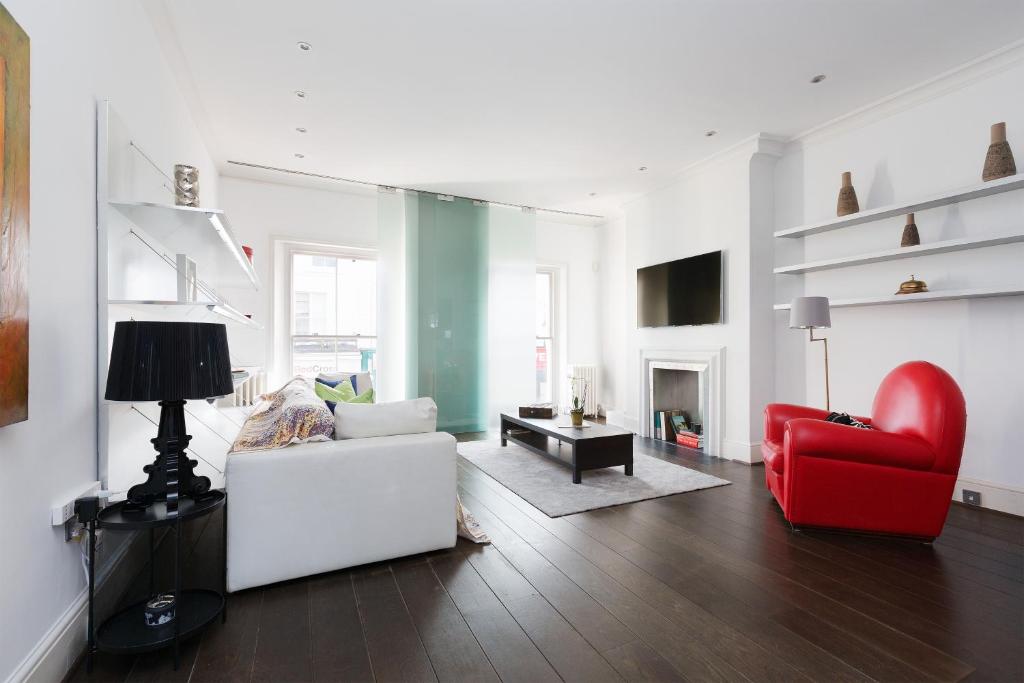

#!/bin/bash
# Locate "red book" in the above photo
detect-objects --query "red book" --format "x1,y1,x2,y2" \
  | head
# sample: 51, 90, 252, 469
676, 430, 699, 439
676, 435, 700, 448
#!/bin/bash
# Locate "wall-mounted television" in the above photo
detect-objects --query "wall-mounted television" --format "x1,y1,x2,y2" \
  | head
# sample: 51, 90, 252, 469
637, 250, 722, 327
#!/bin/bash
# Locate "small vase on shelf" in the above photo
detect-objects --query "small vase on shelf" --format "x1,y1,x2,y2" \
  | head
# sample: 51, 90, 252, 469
982, 122, 1016, 181
900, 213, 920, 247
837, 171, 860, 216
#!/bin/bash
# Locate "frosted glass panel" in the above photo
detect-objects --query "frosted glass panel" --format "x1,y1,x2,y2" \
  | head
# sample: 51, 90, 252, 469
376, 189, 408, 402
488, 206, 537, 426
411, 195, 489, 433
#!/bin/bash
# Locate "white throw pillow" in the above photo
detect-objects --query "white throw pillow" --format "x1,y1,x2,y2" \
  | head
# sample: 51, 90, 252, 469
334, 397, 438, 439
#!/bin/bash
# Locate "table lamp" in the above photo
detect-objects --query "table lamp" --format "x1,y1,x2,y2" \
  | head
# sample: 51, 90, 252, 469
789, 296, 832, 410
105, 321, 233, 514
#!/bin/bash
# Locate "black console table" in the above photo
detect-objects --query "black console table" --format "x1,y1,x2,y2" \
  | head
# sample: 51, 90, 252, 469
86, 490, 227, 672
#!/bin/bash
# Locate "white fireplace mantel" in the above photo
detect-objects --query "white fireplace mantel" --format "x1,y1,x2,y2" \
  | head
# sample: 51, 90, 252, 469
638, 347, 725, 458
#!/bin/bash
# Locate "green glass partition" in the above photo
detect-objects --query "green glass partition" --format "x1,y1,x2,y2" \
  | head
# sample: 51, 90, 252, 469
409, 195, 489, 433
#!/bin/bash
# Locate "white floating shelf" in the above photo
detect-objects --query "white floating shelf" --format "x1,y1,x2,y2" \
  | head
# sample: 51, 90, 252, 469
774, 232, 1024, 275
774, 175, 1024, 239
108, 299, 263, 330
110, 201, 259, 290
773, 287, 1024, 310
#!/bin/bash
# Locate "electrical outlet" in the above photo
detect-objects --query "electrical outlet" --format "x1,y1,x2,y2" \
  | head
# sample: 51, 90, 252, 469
51, 481, 102, 526
962, 489, 982, 506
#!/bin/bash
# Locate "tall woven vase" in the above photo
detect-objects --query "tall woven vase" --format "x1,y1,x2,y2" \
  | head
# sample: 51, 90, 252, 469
901, 213, 920, 247
982, 122, 1016, 181
836, 171, 860, 216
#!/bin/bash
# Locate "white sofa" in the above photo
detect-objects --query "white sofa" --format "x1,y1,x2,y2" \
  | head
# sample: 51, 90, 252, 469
225, 430, 457, 592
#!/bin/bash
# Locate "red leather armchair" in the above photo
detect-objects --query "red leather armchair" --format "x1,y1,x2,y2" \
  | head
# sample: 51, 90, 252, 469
762, 361, 966, 539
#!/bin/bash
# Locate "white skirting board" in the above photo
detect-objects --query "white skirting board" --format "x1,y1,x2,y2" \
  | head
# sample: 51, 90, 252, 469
5, 530, 140, 683
4, 588, 87, 683
953, 476, 1024, 517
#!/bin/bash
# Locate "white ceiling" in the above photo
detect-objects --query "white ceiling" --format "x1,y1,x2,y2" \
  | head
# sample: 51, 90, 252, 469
153, 0, 1024, 216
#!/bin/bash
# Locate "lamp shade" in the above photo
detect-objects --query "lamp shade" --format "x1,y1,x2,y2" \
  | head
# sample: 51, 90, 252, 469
789, 296, 831, 329
105, 321, 233, 401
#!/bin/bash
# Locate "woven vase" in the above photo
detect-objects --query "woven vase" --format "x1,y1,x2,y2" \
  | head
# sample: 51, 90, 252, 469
900, 213, 920, 247
836, 171, 860, 216
982, 122, 1016, 181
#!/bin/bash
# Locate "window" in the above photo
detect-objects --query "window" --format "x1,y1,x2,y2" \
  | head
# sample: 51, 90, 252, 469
290, 249, 377, 379
535, 268, 557, 403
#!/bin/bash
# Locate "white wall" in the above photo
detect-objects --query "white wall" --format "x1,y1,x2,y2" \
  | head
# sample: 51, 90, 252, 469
220, 176, 605, 404
217, 176, 378, 385
0, 1, 216, 680
536, 219, 602, 408
598, 137, 779, 461
773, 54, 1024, 512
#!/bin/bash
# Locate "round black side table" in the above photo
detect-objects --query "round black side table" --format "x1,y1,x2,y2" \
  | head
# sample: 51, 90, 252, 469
86, 490, 227, 672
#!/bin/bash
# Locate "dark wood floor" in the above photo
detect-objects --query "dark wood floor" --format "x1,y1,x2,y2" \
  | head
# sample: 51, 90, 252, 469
75, 434, 1023, 682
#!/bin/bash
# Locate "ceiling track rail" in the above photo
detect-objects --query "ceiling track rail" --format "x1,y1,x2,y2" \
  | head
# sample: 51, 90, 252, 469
226, 160, 605, 220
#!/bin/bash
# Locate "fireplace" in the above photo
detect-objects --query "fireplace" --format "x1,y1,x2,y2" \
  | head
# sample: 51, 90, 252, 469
639, 347, 724, 457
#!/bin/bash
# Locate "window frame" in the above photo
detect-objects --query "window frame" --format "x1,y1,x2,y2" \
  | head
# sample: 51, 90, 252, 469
536, 265, 560, 405
286, 243, 378, 379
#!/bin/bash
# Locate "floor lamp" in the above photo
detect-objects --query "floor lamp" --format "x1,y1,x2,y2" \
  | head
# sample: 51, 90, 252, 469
790, 296, 832, 411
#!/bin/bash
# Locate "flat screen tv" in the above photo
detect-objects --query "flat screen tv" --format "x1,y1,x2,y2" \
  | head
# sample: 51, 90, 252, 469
637, 250, 722, 327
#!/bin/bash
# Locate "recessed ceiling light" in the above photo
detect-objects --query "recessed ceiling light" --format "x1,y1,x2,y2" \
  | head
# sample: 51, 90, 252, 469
810, 74, 826, 84
296, 127, 307, 133
705, 130, 718, 137
297, 41, 312, 51
294, 153, 305, 159
294, 90, 306, 99
638, 166, 648, 172
589, 192, 597, 197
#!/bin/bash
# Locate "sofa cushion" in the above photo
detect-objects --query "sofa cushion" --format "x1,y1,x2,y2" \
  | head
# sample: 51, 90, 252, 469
230, 377, 334, 453
334, 397, 438, 440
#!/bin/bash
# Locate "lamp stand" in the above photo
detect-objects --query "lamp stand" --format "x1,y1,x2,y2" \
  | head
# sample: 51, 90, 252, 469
809, 329, 831, 411
126, 400, 211, 515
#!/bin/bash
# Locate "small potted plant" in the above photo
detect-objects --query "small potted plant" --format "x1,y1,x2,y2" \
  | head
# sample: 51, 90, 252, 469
569, 377, 589, 427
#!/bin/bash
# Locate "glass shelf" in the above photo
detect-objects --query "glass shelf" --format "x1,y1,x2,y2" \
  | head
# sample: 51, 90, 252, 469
110, 201, 259, 290
108, 299, 263, 330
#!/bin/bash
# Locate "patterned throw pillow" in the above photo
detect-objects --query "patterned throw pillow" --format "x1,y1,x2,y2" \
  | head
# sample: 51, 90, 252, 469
230, 377, 335, 453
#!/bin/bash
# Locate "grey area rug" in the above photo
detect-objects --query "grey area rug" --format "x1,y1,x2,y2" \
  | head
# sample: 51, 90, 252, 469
458, 440, 730, 517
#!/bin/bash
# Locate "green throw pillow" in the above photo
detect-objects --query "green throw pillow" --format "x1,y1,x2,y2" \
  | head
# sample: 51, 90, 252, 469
315, 379, 374, 405
350, 387, 375, 403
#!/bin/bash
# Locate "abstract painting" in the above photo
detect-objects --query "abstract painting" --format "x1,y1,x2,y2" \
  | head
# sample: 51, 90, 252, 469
0, 3, 29, 428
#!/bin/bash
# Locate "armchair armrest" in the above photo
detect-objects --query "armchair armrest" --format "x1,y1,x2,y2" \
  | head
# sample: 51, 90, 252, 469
764, 404, 830, 443
784, 418, 934, 471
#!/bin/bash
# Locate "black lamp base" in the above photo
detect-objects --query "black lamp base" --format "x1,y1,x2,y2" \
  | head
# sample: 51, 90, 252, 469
126, 400, 211, 515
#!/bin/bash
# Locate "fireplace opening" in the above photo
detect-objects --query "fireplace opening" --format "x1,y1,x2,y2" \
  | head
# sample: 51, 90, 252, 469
652, 368, 703, 450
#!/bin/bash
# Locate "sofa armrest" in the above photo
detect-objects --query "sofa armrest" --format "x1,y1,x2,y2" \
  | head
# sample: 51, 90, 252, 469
785, 418, 934, 471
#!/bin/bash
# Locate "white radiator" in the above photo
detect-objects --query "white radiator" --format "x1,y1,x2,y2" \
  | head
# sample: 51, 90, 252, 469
568, 365, 599, 417
226, 369, 266, 407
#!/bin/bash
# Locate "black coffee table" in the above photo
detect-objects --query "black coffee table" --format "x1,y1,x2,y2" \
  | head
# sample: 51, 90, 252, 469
500, 413, 633, 484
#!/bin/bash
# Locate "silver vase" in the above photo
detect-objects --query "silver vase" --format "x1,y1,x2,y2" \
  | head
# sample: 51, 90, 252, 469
174, 164, 200, 207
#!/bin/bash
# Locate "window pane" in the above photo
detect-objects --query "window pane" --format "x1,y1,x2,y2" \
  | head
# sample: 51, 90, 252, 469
292, 337, 372, 377
336, 258, 377, 336
292, 253, 338, 335
536, 272, 551, 337
535, 338, 552, 403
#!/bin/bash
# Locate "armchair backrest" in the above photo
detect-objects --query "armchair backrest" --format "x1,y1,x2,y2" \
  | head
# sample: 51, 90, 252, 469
871, 361, 966, 474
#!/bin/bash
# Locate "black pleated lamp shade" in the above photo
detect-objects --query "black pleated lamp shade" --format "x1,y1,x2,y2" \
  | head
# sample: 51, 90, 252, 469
105, 321, 234, 401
